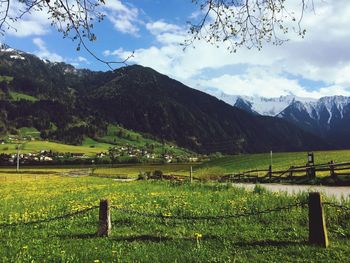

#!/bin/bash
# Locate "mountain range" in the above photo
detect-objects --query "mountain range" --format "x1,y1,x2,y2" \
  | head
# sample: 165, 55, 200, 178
0, 44, 335, 154
213, 92, 350, 148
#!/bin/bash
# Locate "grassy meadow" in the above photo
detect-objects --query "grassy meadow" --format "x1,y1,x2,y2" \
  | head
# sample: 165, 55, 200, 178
191, 149, 350, 178
0, 124, 193, 159
1, 172, 350, 262
0, 140, 108, 156
9, 91, 38, 102
2, 148, 350, 179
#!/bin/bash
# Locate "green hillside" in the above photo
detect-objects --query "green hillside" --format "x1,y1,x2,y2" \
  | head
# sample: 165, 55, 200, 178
0, 124, 193, 159
10, 91, 38, 102
0, 49, 331, 154
0, 140, 107, 156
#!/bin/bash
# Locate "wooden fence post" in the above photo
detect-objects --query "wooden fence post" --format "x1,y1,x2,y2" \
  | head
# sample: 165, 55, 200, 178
97, 199, 111, 237
307, 165, 316, 179
308, 192, 329, 247
289, 166, 294, 178
268, 165, 272, 182
329, 161, 336, 179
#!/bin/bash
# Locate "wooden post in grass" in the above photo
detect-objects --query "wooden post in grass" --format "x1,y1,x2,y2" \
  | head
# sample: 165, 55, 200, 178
97, 199, 111, 237
289, 166, 294, 178
190, 166, 193, 183
306, 165, 316, 179
329, 161, 336, 179
268, 165, 272, 182
308, 192, 329, 247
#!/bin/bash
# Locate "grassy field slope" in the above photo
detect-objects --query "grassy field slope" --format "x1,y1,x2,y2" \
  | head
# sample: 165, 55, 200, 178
192, 150, 350, 177
0, 140, 108, 156
0, 174, 350, 262
0, 124, 193, 158
9, 92, 38, 102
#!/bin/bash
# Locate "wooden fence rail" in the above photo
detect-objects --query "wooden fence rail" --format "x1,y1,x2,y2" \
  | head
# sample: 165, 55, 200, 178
226, 160, 350, 183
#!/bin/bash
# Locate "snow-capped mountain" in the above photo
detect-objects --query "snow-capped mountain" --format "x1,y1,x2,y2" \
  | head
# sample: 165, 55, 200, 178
212, 92, 316, 116
277, 96, 350, 141
0, 43, 82, 76
209, 90, 350, 147
0, 43, 26, 60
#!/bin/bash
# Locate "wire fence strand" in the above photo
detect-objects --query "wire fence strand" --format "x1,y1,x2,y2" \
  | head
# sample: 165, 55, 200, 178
6, 200, 349, 229
111, 202, 307, 221
324, 202, 350, 212
0, 206, 99, 228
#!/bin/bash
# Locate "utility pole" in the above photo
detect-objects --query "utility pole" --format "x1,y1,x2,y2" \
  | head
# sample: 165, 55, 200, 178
16, 131, 23, 173
270, 150, 273, 167
16, 143, 20, 172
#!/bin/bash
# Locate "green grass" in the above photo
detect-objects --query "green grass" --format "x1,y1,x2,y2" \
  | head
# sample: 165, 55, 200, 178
0, 75, 13, 83
99, 124, 192, 156
9, 92, 38, 102
192, 150, 350, 177
1, 173, 350, 262
18, 127, 41, 139
82, 137, 114, 151
0, 140, 110, 156
0, 124, 193, 161
93, 163, 193, 178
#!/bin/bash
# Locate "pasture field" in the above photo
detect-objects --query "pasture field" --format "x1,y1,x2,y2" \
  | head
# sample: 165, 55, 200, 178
1, 172, 350, 262
9, 91, 38, 102
93, 163, 192, 178
0, 124, 192, 158
0, 163, 192, 179
0, 140, 108, 156
192, 149, 350, 178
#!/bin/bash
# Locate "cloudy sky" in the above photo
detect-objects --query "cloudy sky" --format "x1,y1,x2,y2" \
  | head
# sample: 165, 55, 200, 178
2, 0, 350, 99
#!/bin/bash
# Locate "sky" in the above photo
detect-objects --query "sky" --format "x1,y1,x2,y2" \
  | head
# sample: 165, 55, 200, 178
2, 0, 350, 99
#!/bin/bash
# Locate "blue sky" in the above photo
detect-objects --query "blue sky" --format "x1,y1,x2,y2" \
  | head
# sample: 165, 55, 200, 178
2, 0, 350, 99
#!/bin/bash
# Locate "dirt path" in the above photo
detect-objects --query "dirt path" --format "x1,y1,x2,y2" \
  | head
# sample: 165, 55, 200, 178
234, 183, 350, 200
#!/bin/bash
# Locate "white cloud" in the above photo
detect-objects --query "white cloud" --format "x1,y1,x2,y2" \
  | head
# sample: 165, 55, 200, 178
32, 38, 45, 50
5, 1, 50, 37
104, 0, 140, 36
77, 56, 89, 63
105, 0, 350, 99
195, 68, 350, 99
33, 38, 63, 62
146, 21, 181, 35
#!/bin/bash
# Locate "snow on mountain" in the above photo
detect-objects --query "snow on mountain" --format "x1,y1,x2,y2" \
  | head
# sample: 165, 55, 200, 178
0, 43, 15, 52
9, 54, 25, 60
212, 91, 316, 116
278, 96, 350, 124
0, 43, 26, 60
207, 90, 350, 131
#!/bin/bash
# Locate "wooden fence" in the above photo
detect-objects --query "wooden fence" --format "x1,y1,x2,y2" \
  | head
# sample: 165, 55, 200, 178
94, 192, 331, 247
222, 161, 350, 184
2, 192, 346, 248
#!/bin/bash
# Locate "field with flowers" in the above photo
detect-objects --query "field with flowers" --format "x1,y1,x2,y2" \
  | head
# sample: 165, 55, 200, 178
1, 171, 350, 262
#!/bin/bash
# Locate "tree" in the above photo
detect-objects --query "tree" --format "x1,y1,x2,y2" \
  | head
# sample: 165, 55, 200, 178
0, 0, 132, 68
0, 0, 309, 65
186, 0, 310, 52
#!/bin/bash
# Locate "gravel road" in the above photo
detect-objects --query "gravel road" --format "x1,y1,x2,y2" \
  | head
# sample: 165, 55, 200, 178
234, 183, 350, 200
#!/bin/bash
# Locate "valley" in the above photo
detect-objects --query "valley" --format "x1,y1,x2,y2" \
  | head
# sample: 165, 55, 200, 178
1, 45, 350, 263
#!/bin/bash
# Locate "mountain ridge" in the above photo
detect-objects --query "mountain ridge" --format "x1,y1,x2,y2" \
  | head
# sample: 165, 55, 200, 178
210, 91, 350, 148
0, 44, 331, 154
